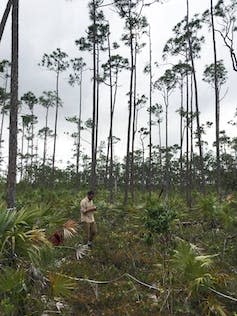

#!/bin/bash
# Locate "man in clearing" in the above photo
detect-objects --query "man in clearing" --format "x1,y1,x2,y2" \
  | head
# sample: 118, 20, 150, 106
80, 191, 97, 247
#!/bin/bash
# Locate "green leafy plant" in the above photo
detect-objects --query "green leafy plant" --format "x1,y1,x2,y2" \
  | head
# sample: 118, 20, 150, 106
48, 273, 77, 298
0, 267, 27, 315
171, 239, 230, 315
172, 239, 216, 292
144, 203, 176, 236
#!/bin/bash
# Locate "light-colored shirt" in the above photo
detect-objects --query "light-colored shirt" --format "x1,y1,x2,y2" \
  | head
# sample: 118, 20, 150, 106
80, 196, 95, 223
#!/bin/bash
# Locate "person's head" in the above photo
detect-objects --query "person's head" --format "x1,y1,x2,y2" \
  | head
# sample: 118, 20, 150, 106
87, 190, 94, 201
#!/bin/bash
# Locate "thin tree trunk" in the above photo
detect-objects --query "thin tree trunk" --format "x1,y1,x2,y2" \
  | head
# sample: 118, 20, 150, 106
148, 25, 152, 197
7, 0, 18, 208
158, 117, 162, 166
26, 128, 30, 172
179, 77, 184, 188
186, 0, 205, 191
186, 72, 191, 206
140, 135, 145, 190
131, 41, 137, 203
95, 45, 99, 186
0, 110, 5, 173
20, 124, 24, 181
35, 140, 38, 166
52, 70, 59, 173
43, 106, 49, 166
124, 7, 134, 207
0, 75, 8, 160
76, 69, 82, 177
106, 68, 119, 190
31, 109, 34, 171
105, 136, 110, 184
107, 30, 114, 203
165, 93, 169, 196
190, 74, 194, 192
211, 0, 220, 196
0, 0, 12, 43
188, 76, 194, 208
91, 0, 97, 191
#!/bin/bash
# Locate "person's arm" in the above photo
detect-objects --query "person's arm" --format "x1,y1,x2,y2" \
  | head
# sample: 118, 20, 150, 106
80, 200, 96, 214
86, 205, 96, 212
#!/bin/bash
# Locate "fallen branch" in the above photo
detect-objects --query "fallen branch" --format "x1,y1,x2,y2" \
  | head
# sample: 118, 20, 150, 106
208, 287, 237, 302
45, 270, 160, 291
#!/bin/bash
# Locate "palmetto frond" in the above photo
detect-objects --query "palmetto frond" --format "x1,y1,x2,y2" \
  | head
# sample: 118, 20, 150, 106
63, 219, 78, 240
172, 239, 217, 292
48, 273, 76, 298
196, 255, 218, 268
0, 208, 52, 260
75, 244, 90, 260
28, 245, 58, 268
0, 209, 18, 235
202, 295, 228, 316
0, 267, 26, 294
25, 228, 51, 246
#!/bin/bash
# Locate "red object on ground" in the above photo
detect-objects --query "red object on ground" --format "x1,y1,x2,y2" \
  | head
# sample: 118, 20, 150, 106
49, 230, 64, 246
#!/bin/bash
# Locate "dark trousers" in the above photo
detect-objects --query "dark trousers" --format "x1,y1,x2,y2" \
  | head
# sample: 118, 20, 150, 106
82, 222, 97, 243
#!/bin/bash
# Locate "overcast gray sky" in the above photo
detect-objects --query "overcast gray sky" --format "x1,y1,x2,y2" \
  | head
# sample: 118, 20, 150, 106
0, 0, 236, 169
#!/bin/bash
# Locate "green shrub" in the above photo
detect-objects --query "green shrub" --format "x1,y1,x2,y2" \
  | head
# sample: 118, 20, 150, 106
144, 203, 176, 235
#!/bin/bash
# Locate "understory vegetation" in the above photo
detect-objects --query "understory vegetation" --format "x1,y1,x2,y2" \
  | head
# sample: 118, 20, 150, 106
0, 183, 237, 315
1, 0, 237, 314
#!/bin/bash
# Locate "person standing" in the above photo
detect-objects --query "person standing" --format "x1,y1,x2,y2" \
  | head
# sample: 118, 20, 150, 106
80, 191, 97, 247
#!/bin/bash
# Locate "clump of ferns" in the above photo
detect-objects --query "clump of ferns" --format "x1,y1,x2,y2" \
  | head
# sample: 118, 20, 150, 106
171, 238, 229, 315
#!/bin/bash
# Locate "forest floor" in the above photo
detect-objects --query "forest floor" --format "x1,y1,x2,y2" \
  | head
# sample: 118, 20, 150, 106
1, 186, 237, 315
45, 189, 237, 316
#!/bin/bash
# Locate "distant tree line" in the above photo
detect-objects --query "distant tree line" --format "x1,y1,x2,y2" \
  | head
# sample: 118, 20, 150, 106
0, 0, 237, 207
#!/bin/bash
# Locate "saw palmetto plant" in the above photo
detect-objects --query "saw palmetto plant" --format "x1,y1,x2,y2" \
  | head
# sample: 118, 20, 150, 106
171, 239, 230, 315
48, 272, 77, 299
0, 208, 52, 261
63, 219, 78, 240
0, 204, 77, 314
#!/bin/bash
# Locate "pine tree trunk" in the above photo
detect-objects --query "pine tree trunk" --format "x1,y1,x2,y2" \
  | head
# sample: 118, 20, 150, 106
158, 117, 162, 166
131, 41, 137, 203
107, 30, 114, 203
124, 9, 134, 207
0, 76, 8, 162
190, 75, 194, 192
148, 25, 152, 197
91, 0, 97, 191
30, 108, 34, 172
20, 124, 24, 181
165, 93, 169, 196
7, 0, 18, 208
52, 70, 59, 173
210, 0, 220, 196
186, 0, 205, 191
186, 72, 191, 206
76, 69, 82, 177
43, 107, 49, 166
179, 78, 184, 188
0, 111, 5, 171
95, 45, 99, 186
0, 0, 12, 43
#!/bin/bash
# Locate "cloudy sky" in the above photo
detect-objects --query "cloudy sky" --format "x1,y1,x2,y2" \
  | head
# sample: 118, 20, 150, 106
0, 0, 236, 169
